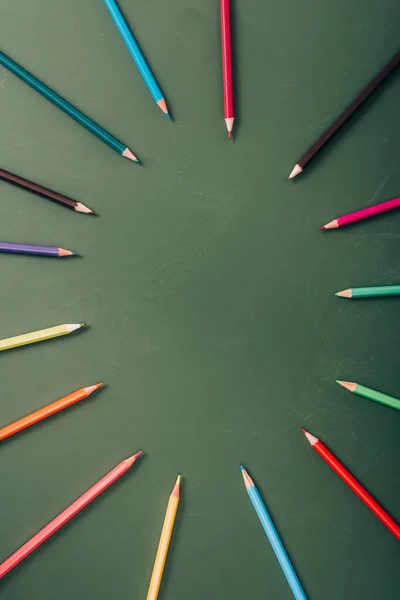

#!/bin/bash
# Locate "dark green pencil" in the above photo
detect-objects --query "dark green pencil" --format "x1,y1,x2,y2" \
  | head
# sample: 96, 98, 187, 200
0, 51, 139, 162
337, 380, 400, 411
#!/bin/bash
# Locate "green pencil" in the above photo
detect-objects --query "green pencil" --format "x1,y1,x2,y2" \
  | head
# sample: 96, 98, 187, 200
0, 51, 138, 162
336, 285, 400, 299
337, 380, 400, 411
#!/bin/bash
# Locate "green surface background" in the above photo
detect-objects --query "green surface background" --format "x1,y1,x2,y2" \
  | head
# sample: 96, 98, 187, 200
0, 1, 399, 599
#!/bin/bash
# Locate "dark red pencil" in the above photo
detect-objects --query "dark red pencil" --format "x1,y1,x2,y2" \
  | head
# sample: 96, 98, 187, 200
220, 0, 234, 138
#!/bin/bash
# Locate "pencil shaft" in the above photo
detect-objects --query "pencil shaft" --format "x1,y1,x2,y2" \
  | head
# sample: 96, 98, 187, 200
338, 196, 400, 227
0, 168, 88, 212
220, 0, 234, 118
295, 51, 400, 172
354, 383, 400, 411
312, 437, 400, 539
0, 324, 82, 352
243, 472, 308, 600
0, 51, 131, 157
350, 285, 400, 298
0, 386, 94, 441
146, 481, 180, 600
0, 458, 136, 578
0, 242, 68, 257
103, 0, 166, 105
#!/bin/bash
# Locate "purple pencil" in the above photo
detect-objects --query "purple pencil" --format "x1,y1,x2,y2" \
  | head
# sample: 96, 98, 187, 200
0, 242, 77, 258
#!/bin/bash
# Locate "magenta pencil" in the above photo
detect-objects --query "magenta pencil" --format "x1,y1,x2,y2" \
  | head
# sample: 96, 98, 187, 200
321, 196, 400, 229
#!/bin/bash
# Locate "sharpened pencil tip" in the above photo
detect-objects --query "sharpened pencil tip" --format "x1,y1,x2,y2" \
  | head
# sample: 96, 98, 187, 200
125, 450, 143, 467
228, 131, 232, 139
165, 112, 171, 119
288, 164, 302, 179
240, 465, 245, 471
320, 226, 326, 230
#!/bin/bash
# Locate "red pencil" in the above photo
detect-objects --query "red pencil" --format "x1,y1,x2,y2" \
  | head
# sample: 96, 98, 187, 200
0, 451, 143, 578
321, 196, 400, 229
220, 0, 234, 138
302, 429, 400, 540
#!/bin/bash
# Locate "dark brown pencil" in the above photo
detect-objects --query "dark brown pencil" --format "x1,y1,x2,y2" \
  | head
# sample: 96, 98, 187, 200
0, 168, 94, 214
288, 50, 400, 179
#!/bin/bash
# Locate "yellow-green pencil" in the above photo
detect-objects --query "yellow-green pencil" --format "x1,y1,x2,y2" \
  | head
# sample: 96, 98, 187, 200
0, 323, 85, 352
146, 476, 181, 600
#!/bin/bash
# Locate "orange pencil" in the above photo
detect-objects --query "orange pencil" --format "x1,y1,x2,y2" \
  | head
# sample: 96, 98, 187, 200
0, 383, 103, 442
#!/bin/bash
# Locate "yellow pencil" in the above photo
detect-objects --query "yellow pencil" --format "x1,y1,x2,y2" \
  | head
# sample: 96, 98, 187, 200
146, 476, 181, 600
0, 323, 85, 352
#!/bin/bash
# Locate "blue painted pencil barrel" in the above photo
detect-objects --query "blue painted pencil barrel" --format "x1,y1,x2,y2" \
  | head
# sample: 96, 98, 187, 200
247, 484, 308, 600
0, 51, 126, 155
0, 242, 68, 257
103, 0, 165, 104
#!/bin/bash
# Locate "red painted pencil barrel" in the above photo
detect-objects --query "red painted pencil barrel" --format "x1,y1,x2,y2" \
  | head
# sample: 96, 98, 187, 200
314, 440, 400, 540
220, 0, 234, 120
0, 460, 131, 578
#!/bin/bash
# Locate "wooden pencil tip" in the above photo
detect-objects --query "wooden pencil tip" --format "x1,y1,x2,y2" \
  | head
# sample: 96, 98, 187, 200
336, 289, 352, 298
320, 226, 326, 230
228, 131, 232, 139
84, 382, 104, 395
75, 202, 94, 214
288, 164, 302, 179
58, 248, 74, 257
125, 450, 143, 467
337, 380, 356, 392
302, 429, 318, 446
122, 148, 139, 163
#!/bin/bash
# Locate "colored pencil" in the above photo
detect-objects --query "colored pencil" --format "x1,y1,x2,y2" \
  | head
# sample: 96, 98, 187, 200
337, 380, 400, 411
0, 168, 94, 214
241, 466, 308, 600
320, 198, 400, 229
0, 242, 77, 258
302, 429, 400, 540
0, 323, 85, 352
336, 285, 400, 298
321, 196, 400, 229
103, 0, 169, 118
0, 451, 143, 578
0, 51, 139, 162
220, 0, 234, 138
0, 383, 103, 442
146, 476, 181, 600
289, 51, 400, 179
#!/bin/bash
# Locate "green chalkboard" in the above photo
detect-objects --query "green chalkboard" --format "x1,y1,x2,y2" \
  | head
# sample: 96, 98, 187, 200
0, 1, 399, 599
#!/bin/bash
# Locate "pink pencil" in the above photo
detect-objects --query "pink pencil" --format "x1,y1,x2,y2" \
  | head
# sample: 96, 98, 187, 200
220, 0, 234, 138
0, 452, 142, 579
321, 196, 400, 229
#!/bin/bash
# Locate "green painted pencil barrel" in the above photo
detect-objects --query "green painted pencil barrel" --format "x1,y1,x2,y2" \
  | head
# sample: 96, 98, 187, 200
352, 285, 400, 298
354, 384, 400, 410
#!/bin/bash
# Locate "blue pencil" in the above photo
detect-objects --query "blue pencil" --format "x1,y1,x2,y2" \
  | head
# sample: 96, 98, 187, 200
103, 0, 170, 118
240, 466, 308, 600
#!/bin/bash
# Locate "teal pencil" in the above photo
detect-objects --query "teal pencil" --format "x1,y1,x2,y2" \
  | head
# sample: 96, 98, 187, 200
0, 51, 139, 162
241, 466, 308, 600
336, 285, 400, 298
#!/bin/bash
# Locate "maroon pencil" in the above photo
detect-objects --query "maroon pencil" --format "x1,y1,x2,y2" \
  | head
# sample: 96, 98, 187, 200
220, 0, 234, 138
289, 51, 400, 179
0, 168, 94, 214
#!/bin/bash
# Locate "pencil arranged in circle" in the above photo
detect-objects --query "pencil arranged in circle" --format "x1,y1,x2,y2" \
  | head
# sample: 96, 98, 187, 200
220, 0, 234, 138
146, 476, 181, 600
0, 451, 143, 579
337, 380, 400, 411
289, 51, 400, 179
0, 323, 85, 352
0, 383, 103, 442
336, 285, 400, 299
0, 242, 77, 258
0, 168, 94, 214
302, 429, 400, 540
321, 196, 400, 229
241, 466, 308, 600
0, 51, 139, 162
103, 0, 170, 118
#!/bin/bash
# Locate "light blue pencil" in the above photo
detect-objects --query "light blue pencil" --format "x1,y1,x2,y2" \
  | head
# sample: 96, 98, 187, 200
103, 0, 170, 118
241, 466, 308, 600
